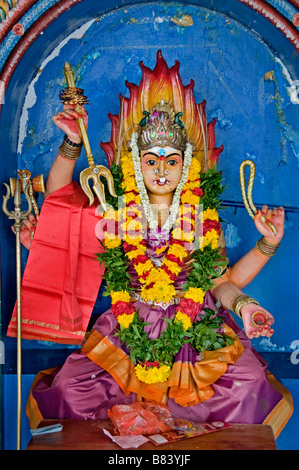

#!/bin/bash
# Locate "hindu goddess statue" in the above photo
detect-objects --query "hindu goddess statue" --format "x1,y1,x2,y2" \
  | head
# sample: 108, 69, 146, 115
7, 51, 292, 438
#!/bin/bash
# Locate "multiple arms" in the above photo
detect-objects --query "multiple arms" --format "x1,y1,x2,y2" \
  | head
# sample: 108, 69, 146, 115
44, 104, 87, 197
214, 206, 284, 339
211, 278, 274, 340
17, 103, 285, 340
226, 206, 284, 289
15, 105, 86, 248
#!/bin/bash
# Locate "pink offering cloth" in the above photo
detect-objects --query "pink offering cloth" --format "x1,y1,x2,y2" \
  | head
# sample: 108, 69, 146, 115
7, 182, 104, 344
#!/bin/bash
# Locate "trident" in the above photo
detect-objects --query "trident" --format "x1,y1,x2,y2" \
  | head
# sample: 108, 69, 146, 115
10, 170, 45, 238
61, 62, 116, 209
2, 179, 32, 450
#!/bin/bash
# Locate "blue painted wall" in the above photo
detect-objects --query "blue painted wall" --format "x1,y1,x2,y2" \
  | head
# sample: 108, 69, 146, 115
1, 0, 298, 449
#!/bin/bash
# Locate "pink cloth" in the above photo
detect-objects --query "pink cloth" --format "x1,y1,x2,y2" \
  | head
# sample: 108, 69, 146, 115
7, 182, 104, 344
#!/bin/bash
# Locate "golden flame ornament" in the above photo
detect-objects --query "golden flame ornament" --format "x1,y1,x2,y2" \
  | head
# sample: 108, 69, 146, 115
100, 50, 224, 172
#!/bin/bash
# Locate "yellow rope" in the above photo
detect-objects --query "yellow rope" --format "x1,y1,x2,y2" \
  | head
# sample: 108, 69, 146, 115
239, 159, 257, 219
239, 159, 277, 235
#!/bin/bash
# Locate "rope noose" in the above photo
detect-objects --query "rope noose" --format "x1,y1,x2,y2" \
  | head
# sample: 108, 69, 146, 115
239, 159, 277, 235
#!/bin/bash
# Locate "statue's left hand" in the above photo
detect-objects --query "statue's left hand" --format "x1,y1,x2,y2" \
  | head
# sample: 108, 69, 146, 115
254, 205, 284, 243
11, 213, 38, 250
241, 302, 274, 339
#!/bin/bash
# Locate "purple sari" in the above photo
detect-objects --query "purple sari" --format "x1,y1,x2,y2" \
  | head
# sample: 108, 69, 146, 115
29, 243, 293, 437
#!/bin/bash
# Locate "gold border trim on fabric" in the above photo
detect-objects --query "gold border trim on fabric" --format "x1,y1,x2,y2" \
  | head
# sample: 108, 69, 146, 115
26, 368, 58, 429
262, 372, 294, 439
7, 318, 85, 344
8, 316, 85, 335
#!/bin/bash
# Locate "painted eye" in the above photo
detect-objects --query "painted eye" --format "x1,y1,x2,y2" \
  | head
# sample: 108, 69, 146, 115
167, 159, 178, 166
146, 159, 158, 166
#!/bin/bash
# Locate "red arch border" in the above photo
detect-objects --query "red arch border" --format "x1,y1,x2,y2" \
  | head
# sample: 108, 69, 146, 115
0, 0, 298, 97
0, 0, 39, 41
0, 0, 82, 90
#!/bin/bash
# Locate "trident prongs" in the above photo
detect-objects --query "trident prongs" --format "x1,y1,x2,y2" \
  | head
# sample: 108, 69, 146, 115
61, 62, 117, 208
3, 180, 32, 224
9, 171, 45, 239
80, 164, 117, 210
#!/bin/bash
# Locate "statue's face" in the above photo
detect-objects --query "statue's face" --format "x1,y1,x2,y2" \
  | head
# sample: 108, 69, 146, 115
140, 147, 183, 197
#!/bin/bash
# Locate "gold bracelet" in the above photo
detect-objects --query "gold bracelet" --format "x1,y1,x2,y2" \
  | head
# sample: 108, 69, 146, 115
251, 311, 267, 328
230, 294, 260, 318
256, 237, 280, 257
59, 139, 82, 160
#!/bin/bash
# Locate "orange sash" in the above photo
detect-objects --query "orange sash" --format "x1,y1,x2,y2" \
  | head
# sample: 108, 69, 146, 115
82, 323, 244, 407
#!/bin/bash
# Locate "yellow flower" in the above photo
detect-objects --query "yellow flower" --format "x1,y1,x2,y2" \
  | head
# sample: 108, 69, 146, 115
181, 190, 200, 205
143, 269, 172, 287
168, 244, 188, 260
117, 312, 135, 329
174, 311, 192, 331
121, 176, 138, 192
178, 216, 195, 227
104, 236, 122, 249
121, 154, 135, 178
164, 258, 183, 275
187, 158, 201, 181
203, 208, 219, 222
124, 216, 142, 233
173, 220, 195, 241
135, 364, 171, 384
140, 283, 176, 303
200, 229, 219, 249
184, 287, 205, 304
183, 181, 201, 190
103, 208, 118, 220
180, 204, 195, 215
124, 191, 141, 205
111, 290, 131, 304
134, 259, 153, 276
126, 246, 147, 260
124, 235, 144, 246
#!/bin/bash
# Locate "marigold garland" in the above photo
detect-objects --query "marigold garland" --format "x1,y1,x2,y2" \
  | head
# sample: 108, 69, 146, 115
97, 147, 228, 384
135, 363, 172, 384
118, 155, 203, 305
174, 311, 192, 331
111, 290, 131, 304
114, 307, 235, 384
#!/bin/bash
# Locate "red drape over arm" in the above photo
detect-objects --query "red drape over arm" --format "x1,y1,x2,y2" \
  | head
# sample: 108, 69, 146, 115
7, 182, 105, 345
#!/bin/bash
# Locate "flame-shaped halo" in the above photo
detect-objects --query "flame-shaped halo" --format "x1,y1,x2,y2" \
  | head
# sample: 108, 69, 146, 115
100, 50, 223, 172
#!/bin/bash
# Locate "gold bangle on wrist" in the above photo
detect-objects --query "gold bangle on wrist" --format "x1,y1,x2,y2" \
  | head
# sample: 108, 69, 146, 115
256, 236, 280, 257
59, 138, 82, 160
230, 294, 260, 319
